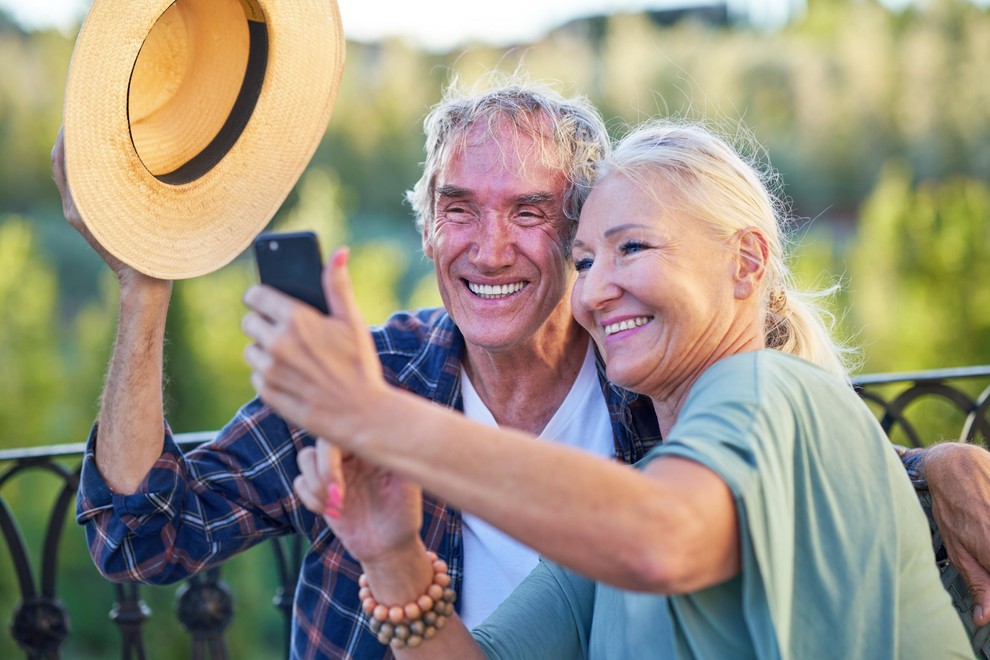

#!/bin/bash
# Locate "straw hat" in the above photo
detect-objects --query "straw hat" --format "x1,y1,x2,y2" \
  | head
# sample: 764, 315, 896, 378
63, 0, 345, 279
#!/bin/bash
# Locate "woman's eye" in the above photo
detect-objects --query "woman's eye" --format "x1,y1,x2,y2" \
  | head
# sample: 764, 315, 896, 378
573, 257, 593, 272
620, 240, 648, 256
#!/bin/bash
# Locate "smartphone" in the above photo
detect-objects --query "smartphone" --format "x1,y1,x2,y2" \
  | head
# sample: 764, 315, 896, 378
254, 231, 329, 314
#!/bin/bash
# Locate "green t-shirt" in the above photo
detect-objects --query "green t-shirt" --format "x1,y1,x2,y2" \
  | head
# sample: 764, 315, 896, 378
473, 350, 970, 659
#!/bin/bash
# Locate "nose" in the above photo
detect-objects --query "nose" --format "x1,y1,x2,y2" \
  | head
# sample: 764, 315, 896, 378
469, 215, 515, 271
576, 258, 621, 314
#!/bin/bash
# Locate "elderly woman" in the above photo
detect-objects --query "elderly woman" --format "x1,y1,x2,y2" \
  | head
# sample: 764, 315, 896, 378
244, 122, 970, 657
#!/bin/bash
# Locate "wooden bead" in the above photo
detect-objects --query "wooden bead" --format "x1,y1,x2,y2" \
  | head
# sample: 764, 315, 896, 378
404, 603, 422, 621
360, 558, 453, 649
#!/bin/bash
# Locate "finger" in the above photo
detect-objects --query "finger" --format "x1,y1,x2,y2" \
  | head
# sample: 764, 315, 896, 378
243, 284, 300, 324
51, 127, 66, 192
294, 447, 327, 514
241, 311, 279, 348
315, 437, 346, 517
953, 549, 990, 626
324, 248, 365, 330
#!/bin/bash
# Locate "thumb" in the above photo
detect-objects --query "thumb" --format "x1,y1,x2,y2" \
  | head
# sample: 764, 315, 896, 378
323, 247, 365, 329
316, 436, 346, 518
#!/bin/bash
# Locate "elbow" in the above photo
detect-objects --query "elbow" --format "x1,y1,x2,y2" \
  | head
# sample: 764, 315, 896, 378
621, 547, 693, 594
614, 504, 740, 594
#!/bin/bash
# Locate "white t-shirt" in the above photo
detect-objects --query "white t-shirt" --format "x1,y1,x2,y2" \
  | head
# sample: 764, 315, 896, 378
458, 340, 614, 629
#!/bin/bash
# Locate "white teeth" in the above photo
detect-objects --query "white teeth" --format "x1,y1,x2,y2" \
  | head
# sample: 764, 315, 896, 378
467, 281, 526, 299
604, 317, 651, 336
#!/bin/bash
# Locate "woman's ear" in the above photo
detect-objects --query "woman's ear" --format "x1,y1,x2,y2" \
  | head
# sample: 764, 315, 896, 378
733, 227, 769, 300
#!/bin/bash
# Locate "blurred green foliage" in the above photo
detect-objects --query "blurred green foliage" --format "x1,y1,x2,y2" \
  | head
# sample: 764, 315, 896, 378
2, 0, 989, 656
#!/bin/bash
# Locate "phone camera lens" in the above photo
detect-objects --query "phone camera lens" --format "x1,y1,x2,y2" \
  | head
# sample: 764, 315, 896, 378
269, 241, 279, 251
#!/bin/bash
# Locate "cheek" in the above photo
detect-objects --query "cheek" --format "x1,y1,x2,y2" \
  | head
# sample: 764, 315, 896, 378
428, 226, 467, 265
570, 281, 594, 331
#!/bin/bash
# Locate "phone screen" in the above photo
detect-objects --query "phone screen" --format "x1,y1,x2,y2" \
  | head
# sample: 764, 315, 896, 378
254, 231, 329, 314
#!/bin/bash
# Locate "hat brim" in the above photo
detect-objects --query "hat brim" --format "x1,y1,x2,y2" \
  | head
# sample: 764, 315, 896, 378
63, 0, 345, 279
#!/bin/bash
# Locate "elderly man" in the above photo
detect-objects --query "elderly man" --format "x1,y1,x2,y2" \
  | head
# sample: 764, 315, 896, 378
55, 79, 990, 658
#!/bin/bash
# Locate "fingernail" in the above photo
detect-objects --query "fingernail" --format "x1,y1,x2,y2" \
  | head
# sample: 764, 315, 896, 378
324, 506, 341, 520
327, 484, 343, 509
975, 605, 985, 623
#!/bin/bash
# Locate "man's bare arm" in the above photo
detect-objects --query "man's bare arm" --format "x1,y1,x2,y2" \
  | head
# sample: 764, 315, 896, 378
53, 128, 173, 493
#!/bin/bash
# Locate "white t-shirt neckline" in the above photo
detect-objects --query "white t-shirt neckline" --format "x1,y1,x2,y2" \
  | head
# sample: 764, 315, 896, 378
457, 339, 614, 629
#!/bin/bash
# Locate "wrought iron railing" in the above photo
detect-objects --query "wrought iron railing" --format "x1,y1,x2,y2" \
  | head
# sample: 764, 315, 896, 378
2, 366, 989, 658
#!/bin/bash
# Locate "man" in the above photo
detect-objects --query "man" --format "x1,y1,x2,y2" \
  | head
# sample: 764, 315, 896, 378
55, 79, 990, 658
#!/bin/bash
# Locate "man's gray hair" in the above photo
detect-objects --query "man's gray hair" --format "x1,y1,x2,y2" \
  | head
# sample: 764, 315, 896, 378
406, 75, 610, 241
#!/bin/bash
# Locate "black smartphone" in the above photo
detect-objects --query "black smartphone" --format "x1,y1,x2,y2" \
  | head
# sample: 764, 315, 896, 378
254, 231, 329, 314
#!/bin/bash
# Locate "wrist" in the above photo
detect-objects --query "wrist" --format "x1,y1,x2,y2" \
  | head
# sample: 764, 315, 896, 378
924, 442, 980, 493
118, 275, 172, 315
360, 540, 435, 605
360, 545, 457, 650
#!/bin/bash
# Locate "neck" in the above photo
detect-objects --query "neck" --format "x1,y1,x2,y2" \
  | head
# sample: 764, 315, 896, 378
651, 329, 767, 438
463, 319, 588, 435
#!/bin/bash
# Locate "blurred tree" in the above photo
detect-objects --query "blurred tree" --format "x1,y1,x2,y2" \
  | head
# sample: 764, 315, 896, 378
849, 162, 990, 372
0, 218, 64, 443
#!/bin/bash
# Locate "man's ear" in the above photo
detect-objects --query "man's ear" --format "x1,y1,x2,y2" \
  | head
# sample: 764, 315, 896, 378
733, 227, 769, 300
422, 224, 435, 260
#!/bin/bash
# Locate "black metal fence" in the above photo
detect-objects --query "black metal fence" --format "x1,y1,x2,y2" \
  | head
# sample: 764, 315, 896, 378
2, 366, 990, 658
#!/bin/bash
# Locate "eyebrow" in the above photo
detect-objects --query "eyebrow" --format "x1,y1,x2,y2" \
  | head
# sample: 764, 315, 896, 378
436, 184, 468, 199
435, 185, 557, 206
604, 223, 651, 238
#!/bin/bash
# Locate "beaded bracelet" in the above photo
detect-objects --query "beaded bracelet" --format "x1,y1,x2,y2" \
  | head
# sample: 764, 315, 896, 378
360, 551, 457, 649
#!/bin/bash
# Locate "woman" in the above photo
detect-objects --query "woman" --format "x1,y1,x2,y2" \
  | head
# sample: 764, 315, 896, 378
244, 121, 970, 657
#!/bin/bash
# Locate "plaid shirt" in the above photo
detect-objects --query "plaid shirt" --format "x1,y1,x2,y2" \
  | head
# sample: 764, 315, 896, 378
76, 307, 663, 659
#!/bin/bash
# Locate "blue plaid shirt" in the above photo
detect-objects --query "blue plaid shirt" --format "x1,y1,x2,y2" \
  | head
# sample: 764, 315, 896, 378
76, 308, 663, 659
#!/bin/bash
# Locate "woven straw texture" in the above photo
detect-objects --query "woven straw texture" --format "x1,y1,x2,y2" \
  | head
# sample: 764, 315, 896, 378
63, 0, 345, 279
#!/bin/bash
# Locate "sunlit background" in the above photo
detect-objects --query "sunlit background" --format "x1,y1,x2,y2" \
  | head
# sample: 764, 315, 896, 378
1, 0, 989, 656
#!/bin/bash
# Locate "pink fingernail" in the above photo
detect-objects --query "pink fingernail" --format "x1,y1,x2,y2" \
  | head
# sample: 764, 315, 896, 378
327, 484, 343, 509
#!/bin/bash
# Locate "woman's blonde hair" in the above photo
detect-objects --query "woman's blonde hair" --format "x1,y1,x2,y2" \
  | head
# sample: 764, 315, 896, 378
595, 120, 857, 381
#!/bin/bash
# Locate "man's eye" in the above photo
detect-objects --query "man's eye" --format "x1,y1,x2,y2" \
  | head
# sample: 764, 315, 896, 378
573, 257, 593, 272
515, 210, 542, 225
443, 206, 472, 221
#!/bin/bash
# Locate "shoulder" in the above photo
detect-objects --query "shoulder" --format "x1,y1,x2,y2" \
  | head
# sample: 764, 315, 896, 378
371, 308, 466, 396
371, 307, 459, 355
687, 350, 850, 412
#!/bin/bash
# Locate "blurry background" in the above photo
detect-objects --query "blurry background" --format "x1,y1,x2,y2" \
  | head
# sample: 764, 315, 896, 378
0, 0, 988, 657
